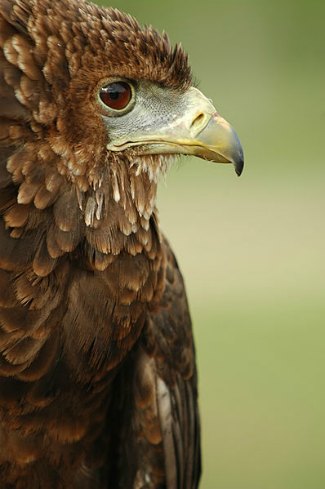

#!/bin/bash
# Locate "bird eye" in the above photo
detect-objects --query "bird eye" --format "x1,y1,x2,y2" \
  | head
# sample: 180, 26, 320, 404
99, 81, 133, 112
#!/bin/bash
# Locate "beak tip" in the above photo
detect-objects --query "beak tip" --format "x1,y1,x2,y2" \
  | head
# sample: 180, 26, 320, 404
235, 156, 244, 176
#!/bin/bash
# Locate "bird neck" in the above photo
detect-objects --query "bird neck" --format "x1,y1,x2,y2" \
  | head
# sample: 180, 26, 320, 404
76, 158, 161, 269
5, 142, 165, 296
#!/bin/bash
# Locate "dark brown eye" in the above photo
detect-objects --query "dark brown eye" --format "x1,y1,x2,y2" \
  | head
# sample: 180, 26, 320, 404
99, 81, 132, 111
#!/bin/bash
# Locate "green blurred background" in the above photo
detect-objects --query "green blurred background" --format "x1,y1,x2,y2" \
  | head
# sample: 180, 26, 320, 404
96, 1, 325, 487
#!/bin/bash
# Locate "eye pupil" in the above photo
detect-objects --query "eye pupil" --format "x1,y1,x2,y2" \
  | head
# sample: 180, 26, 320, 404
110, 91, 120, 100
99, 81, 132, 111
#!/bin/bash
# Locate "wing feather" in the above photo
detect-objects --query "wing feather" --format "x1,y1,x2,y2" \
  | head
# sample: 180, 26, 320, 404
146, 239, 201, 488
112, 238, 201, 488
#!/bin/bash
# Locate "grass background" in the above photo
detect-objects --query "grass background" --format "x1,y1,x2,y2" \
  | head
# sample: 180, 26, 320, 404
95, 1, 325, 487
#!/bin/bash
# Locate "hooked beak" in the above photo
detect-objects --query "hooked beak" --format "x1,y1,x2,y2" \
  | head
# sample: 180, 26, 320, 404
107, 87, 244, 176
188, 111, 244, 176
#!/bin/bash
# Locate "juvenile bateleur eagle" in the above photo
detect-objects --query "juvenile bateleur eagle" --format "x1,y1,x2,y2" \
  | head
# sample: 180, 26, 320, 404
0, 0, 244, 487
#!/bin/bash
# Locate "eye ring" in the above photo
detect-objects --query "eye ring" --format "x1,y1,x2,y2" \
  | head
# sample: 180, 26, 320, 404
98, 79, 135, 116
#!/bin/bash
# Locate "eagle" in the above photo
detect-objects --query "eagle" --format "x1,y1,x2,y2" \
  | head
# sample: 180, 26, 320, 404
0, 0, 243, 487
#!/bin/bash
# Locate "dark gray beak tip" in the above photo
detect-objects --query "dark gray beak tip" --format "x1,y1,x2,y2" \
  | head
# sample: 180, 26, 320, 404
235, 155, 244, 176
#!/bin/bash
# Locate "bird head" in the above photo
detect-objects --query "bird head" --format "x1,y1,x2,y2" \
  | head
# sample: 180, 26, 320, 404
36, 1, 244, 191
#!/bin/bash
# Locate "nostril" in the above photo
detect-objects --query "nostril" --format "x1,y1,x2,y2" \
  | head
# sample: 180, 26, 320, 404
190, 112, 206, 132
